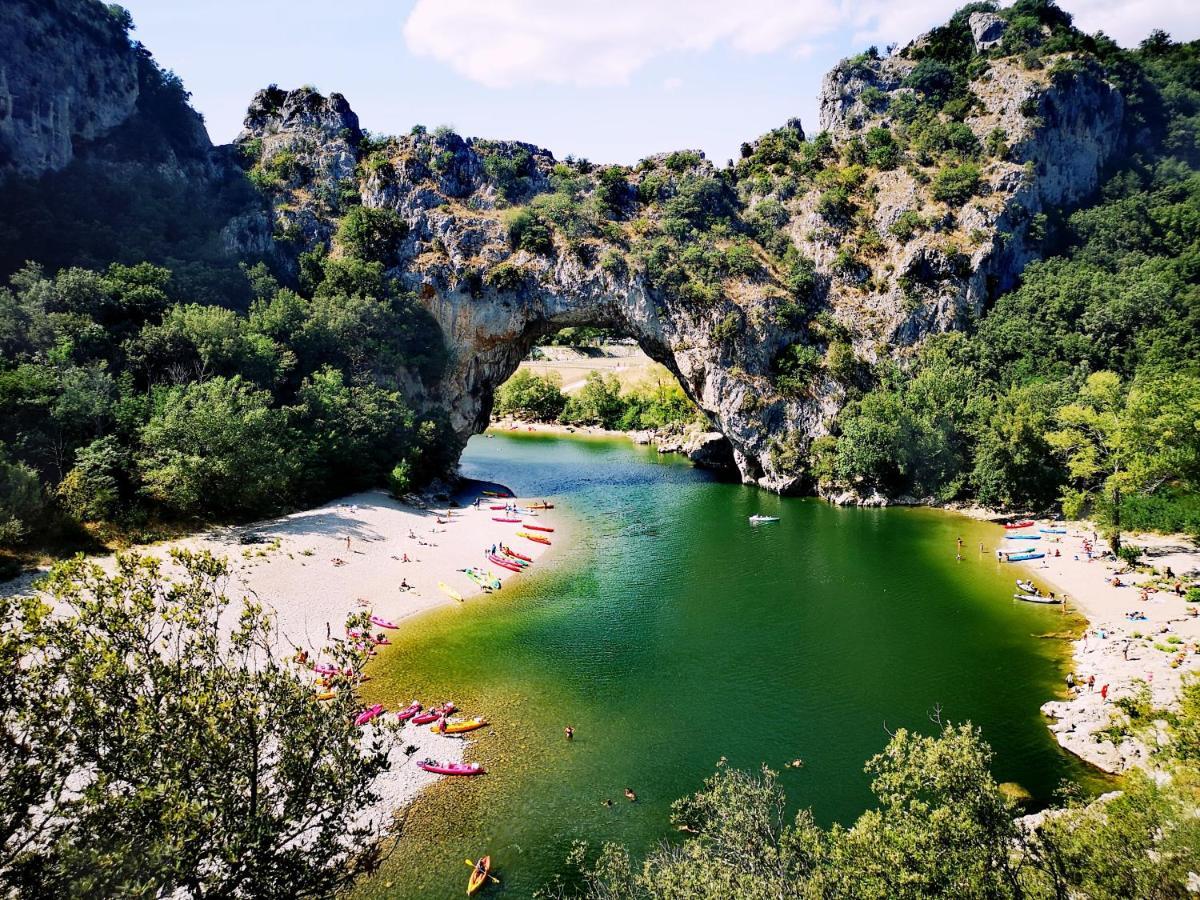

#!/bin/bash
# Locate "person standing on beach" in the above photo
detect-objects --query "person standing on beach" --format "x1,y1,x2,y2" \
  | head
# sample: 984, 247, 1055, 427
345, 535, 351, 550
1088, 674, 1095, 692
1100, 684, 1109, 701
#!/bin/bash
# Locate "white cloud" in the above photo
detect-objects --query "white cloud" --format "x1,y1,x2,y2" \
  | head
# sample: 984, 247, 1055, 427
403, 0, 1200, 89
402, 0, 846, 88
662, 76, 684, 92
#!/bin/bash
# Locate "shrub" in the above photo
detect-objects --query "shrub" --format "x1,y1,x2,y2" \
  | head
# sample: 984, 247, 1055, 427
335, 206, 408, 263
865, 127, 901, 170
772, 343, 823, 395
493, 371, 566, 420
484, 262, 525, 292
931, 162, 981, 205
506, 208, 554, 255
600, 250, 628, 277
387, 459, 413, 496
904, 59, 956, 104
889, 210, 926, 241
0, 449, 44, 545
664, 150, 703, 172
985, 127, 1009, 159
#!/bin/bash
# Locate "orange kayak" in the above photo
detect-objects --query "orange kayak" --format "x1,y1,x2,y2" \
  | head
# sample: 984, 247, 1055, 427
467, 855, 491, 895
517, 531, 551, 545
524, 524, 554, 533
433, 717, 489, 734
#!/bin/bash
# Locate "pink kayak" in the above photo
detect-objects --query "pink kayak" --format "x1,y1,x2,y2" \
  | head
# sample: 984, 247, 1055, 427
355, 704, 385, 727
314, 663, 351, 676
369, 615, 398, 629
489, 554, 522, 572
396, 701, 422, 722
418, 759, 485, 776
489, 505, 507, 510
413, 702, 457, 725
492, 517, 521, 523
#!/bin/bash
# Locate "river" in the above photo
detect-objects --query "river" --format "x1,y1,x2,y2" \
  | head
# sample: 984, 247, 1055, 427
358, 431, 1106, 897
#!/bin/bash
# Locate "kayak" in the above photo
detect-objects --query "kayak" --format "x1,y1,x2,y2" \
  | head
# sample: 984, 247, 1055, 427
503, 547, 533, 563
489, 505, 507, 510
481, 490, 512, 498
489, 554, 523, 572
1004, 520, 1035, 529
433, 717, 489, 734
315, 691, 337, 702
524, 524, 555, 533
1014, 593, 1062, 604
749, 515, 780, 523
355, 704, 385, 727
527, 502, 554, 509
439, 582, 464, 602
1004, 534, 1042, 541
463, 568, 501, 590
1040, 527, 1067, 534
492, 517, 521, 523
1016, 579, 1037, 594
418, 759, 485, 777
369, 615, 398, 629
413, 702, 457, 725
468, 855, 492, 894
1005, 551, 1045, 562
396, 701, 422, 722
517, 531, 551, 545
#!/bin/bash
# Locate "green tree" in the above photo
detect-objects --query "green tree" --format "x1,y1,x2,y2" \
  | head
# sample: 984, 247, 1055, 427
0, 447, 44, 545
493, 370, 566, 421
335, 206, 408, 263
137, 377, 293, 517
560, 372, 625, 429
0, 551, 391, 896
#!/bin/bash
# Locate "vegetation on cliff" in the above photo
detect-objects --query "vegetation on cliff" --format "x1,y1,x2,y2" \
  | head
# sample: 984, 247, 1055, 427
494, 370, 701, 431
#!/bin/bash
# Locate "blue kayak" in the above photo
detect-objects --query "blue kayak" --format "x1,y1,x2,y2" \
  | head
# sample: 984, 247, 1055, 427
1039, 528, 1067, 534
1005, 534, 1042, 541
1006, 551, 1045, 562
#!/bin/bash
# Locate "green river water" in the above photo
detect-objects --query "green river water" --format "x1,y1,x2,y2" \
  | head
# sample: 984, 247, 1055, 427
359, 431, 1106, 898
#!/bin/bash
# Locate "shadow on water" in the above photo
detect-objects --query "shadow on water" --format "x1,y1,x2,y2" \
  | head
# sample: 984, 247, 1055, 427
357, 432, 1110, 898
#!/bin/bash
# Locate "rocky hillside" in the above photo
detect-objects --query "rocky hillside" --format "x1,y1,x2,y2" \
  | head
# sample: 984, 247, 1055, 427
237, 5, 1129, 492
0, 1, 1145, 494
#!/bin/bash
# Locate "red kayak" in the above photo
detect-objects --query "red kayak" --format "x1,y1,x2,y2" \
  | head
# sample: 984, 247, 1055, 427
396, 701, 422, 723
525, 524, 554, 533
489, 505, 507, 510
492, 517, 521, 523
413, 702, 457, 725
503, 547, 533, 563
489, 554, 523, 572
1004, 520, 1035, 529
418, 759, 485, 776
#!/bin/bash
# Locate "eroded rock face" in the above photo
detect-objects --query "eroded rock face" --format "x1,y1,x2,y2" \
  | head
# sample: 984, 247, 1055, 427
969, 12, 1008, 52
0, 0, 139, 178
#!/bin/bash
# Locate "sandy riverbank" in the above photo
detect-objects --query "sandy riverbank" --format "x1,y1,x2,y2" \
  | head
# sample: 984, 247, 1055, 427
1004, 525, 1200, 772
0, 481, 566, 834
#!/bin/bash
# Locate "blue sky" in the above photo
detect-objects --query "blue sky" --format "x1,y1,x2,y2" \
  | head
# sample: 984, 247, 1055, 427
125, 0, 1199, 166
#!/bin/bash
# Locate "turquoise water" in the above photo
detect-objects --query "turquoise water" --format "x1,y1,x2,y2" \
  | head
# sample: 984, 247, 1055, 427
360, 432, 1104, 897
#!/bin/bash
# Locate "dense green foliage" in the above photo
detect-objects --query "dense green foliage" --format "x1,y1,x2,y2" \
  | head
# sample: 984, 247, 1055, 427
549, 709, 1200, 899
494, 370, 701, 432
0, 550, 392, 896
818, 27, 1200, 536
0, 255, 446, 546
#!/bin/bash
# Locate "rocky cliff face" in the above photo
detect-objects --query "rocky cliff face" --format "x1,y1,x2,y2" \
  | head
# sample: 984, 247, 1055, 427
0, 0, 139, 178
239, 33, 1126, 492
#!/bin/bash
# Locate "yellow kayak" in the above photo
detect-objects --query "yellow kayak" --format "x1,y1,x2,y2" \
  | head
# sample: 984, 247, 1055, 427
314, 691, 336, 702
439, 581, 464, 601
432, 717, 489, 734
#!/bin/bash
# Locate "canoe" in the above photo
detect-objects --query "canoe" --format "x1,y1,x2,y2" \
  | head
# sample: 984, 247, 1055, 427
517, 531, 551, 545
1004, 520, 1035, 529
749, 515, 780, 523
418, 759, 485, 777
439, 582, 464, 602
468, 855, 492, 894
413, 702, 457, 725
489, 554, 523, 572
1039, 527, 1068, 534
355, 704, 385, 727
1005, 551, 1045, 562
1014, 593, 1062, 604
1004, 534, 1042, 541
492, 517, 521, 523
369, 615, 398, 629
503, 547, 533, 563
396, 701, 422, 722
524, 524, 555, 533
432, 717, 489, 734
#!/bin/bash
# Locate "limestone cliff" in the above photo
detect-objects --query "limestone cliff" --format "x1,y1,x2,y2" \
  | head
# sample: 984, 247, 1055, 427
239, 37, 1125, 492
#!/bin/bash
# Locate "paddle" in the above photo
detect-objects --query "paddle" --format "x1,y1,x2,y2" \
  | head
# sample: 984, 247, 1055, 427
464, 859, 501, 884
